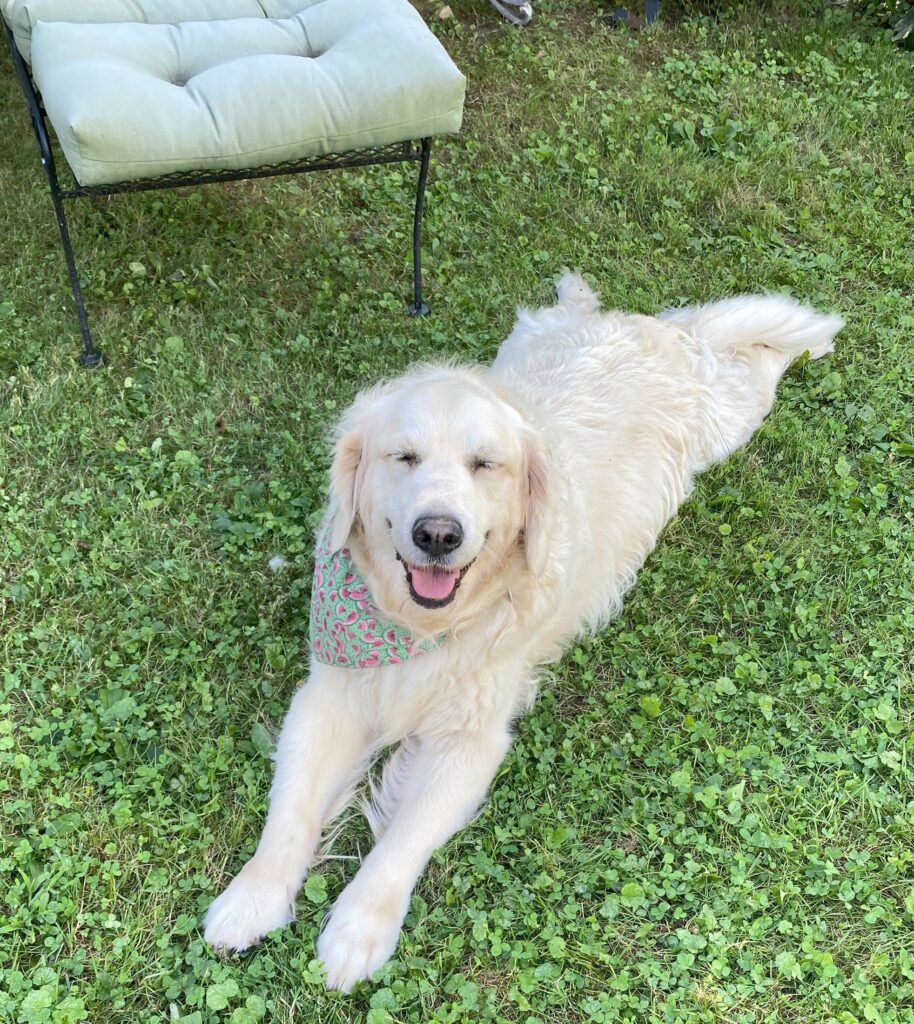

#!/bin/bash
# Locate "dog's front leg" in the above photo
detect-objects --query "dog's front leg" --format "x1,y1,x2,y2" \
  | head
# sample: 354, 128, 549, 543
317, 725, 513, 991
204, 666, 375, 952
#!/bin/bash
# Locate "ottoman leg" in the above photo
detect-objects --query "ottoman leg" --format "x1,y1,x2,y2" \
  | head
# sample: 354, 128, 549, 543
49, 187, 104, 368
5, 20, 103, 368
408, 138, 431, 317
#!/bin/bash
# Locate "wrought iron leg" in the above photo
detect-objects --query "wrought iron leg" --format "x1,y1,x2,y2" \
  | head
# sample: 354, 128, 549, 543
408, 138, 431, 317
4, 19, 103, 367
47, 185, 103, 368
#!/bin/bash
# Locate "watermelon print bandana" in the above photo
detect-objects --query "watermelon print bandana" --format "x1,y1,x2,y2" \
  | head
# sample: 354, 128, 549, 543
309, 526, 446, 668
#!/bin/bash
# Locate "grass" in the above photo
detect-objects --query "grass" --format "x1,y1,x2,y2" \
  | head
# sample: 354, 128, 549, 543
1, 1, 913, 1021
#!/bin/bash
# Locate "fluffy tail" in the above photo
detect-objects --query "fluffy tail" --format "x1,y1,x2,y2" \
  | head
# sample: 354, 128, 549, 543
659, 293, 844, 362
555, 270, 601, 313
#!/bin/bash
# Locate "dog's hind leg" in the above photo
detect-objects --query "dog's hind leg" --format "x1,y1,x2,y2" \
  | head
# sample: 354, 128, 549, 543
666, 294, 844, 466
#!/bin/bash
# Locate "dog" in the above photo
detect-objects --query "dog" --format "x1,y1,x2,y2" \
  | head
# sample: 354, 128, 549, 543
204, 274, 843, 990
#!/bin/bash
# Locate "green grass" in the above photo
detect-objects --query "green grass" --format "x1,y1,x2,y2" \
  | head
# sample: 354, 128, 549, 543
1, 2, 913, 1021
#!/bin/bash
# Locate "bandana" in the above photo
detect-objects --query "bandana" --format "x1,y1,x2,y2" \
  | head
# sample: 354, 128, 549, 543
309, 525, 446, 668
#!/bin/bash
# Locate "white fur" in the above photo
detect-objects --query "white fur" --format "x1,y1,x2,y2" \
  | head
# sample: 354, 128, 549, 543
204, 277, 843, 989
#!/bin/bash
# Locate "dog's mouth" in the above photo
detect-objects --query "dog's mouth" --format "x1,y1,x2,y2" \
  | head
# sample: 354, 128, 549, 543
395, 553, 475, 609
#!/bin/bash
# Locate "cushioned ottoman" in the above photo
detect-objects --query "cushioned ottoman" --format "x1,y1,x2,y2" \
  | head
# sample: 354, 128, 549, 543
19, 0, 464, 186
1, 0, 465, 363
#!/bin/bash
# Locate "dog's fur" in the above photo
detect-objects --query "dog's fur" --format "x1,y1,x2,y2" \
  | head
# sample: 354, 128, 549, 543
205, 275, 843, 990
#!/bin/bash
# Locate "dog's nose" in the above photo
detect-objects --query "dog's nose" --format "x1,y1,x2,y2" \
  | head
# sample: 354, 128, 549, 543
412, 516, 463, 558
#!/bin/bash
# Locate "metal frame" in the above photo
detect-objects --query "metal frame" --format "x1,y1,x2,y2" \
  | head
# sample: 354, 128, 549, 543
3, 19, 433, 367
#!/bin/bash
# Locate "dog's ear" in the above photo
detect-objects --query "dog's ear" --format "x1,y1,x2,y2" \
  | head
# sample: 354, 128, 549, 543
327, 396, 375, 551
522, 426, 552, 578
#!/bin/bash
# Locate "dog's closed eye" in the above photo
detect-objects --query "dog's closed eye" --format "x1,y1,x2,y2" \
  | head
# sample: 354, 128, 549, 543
470, 455, 498, 472
393, 451, 421, 467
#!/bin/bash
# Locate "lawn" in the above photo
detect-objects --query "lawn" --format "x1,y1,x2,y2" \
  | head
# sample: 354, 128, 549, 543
1, 1, 913, 1022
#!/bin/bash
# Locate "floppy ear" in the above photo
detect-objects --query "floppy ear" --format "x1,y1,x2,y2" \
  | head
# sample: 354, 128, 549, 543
522, 426, 552, 578
327, 391, 379, 550
327, 426, 364, 551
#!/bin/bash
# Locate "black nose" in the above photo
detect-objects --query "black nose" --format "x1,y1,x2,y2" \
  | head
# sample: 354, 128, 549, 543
412, 516, 463, 558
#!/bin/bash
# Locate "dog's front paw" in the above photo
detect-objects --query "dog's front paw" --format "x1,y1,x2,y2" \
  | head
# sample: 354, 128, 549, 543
316, 882, 407, 992
204, 862, 295, 952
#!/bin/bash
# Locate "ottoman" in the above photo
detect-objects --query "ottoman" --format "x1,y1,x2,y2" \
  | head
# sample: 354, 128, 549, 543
2, 0, 466, 364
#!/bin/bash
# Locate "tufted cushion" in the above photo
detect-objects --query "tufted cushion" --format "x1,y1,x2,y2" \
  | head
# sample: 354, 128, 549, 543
28, 0, 465, 187
4, 0, 310, 62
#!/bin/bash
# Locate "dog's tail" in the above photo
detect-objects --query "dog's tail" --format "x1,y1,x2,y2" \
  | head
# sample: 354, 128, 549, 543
659, 293, 844, 362
555, 270, 601, 313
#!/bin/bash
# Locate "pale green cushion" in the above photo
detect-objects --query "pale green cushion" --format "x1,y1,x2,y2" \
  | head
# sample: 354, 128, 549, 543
5, 0, 310, 61
29, 0, 465, 187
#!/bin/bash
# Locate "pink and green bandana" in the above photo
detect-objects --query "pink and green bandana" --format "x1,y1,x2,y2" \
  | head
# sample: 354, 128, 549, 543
309, 526, 445, 668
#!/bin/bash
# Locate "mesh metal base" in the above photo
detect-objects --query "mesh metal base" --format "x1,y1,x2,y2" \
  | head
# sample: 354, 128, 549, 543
59, 140, 429, 199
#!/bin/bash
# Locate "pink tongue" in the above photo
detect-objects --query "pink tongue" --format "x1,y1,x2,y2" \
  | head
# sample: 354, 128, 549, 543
410, 566, 460, 601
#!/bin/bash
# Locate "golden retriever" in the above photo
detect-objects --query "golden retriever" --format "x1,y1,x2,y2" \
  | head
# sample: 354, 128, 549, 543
204, 274, 843, 989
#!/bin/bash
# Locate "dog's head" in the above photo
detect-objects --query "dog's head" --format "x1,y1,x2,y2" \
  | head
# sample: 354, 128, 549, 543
327, 366, 550, 627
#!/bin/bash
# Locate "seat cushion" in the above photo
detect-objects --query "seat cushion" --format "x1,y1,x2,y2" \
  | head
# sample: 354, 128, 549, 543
5, 0, 309, 61
28, 0, 465, 186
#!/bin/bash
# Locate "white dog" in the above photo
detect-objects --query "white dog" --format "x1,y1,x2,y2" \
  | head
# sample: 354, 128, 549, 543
205, 274, 843, 990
